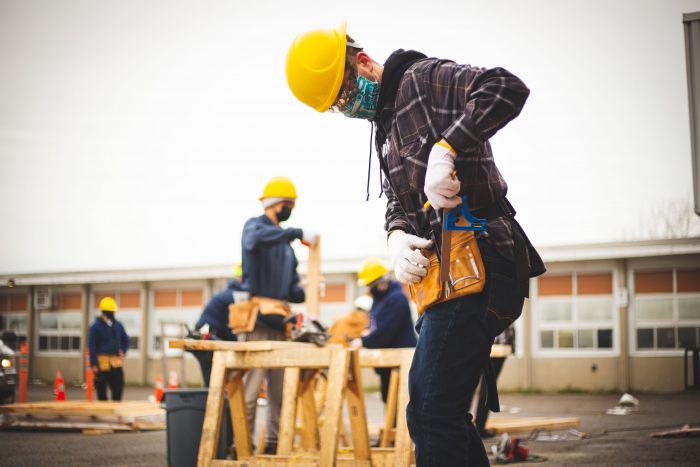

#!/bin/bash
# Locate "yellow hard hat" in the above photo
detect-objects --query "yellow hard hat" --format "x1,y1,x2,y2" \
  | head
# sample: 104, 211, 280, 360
286, 22, 347, 112
357, 257, 388, 286
259, 176, 298, 201
98, 296, 118, 312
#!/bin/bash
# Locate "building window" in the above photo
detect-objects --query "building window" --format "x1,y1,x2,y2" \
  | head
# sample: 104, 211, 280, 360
535, 272, 616, 352
93, 290, 142, 352
150, 287, 203, 354
37, 292, 82, 353
0, 291, 29, 350
633, 268, 700, 351
321, 283, 347, 303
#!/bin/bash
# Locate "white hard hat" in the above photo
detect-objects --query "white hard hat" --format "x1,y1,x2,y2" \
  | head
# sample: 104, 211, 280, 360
353, 295, 373, 312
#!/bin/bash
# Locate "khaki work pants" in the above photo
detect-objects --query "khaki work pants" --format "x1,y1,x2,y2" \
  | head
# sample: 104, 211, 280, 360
241, 324, 286, 447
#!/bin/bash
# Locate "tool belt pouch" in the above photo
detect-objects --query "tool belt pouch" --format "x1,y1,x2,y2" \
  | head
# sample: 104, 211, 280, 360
97, 354, 112, 372
229, 301, 258, 334
254, 297, 292, 317
409, 230, 486, 315
109, 355, 124, 368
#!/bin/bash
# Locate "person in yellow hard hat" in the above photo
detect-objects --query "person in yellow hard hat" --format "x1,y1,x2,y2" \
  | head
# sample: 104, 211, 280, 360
238, 176, 318, 454
351, 258, 416, 405
287, 23, 545, 466
88, 297, 129, 401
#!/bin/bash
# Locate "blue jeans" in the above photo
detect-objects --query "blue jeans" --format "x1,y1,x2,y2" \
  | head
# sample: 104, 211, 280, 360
406, 238, 524, 466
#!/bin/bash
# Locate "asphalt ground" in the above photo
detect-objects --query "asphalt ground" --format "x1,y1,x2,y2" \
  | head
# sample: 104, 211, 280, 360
0, 383, 699, 466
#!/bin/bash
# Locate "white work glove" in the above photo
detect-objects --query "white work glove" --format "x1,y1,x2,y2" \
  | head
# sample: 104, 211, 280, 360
301, 229, 319, 247
387, 230, 433, 284
424, 140, 461, 209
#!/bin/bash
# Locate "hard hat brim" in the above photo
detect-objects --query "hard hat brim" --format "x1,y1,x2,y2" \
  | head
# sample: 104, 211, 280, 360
315, 21, 347, 112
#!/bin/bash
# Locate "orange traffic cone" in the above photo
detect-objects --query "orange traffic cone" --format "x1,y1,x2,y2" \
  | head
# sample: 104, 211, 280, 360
154, 375, 165, 402
53, 369, 66, 401
167, 370, 179, 390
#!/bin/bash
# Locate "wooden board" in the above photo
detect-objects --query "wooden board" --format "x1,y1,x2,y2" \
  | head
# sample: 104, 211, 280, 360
305, 238, 321, 319
359, 345, 511, 367
169, 339, 319, 352
486, 416, 580, 434
0, 400, 165, 432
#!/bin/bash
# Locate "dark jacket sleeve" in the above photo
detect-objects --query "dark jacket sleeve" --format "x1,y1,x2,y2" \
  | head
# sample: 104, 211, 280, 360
362, 294, 409, 349
432, 62, 530, 153
288, 256, 306, 304
88, 323, 98, 367
242, 219, 302, 252
119, 323, 129, 355
383, 176, 415, 237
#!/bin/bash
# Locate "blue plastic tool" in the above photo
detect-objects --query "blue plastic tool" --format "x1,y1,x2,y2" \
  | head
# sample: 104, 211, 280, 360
443, 195, 487, 232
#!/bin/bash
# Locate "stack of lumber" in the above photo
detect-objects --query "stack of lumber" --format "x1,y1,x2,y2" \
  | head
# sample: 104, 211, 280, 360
0, 400, 165, 431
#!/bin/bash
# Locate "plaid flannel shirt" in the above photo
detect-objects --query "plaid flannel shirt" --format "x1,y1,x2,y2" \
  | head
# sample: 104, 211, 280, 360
378, 57, 543, 273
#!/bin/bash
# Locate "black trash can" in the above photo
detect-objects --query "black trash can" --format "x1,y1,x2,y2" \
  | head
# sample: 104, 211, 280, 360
163, 388, 233, 467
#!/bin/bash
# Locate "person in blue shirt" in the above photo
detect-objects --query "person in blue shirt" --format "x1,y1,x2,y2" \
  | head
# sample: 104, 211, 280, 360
191, 269, 242, 386
352, 258, 417, 403
88, 297, 129, 401
239, 176, 317, 454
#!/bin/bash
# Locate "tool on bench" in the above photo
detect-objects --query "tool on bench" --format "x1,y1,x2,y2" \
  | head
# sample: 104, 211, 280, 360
283, 312, 329, 347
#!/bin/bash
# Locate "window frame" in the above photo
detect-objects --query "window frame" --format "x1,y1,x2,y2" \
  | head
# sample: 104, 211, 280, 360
35, 288, 83, 356
531, 265, 620, 358
148, 283, 206, 358
0, 289, 31, 349
629, 263, 700, 356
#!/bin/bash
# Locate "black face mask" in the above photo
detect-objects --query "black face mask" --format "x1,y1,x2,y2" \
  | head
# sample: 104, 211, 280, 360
102, 311, 115, 321
276, 206, 292, 223
369, 283, 385, 298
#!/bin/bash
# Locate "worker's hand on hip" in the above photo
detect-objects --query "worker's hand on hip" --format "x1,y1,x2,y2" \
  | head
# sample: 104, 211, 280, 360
92, 366, 99, 374
301, 229, 319, 247
388, 230, 432, 284
424, 140, 461, 209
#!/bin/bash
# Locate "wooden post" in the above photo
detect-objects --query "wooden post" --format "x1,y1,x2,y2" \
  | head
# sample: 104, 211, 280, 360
277, 367, 301, 455
318, 346, 349, 467
393, 352, 413, 467
344, 349, 371, 462
298, 370, 320, 451
198, 352, 226, 467
306, 237, 321, 319
380, 369, 400, 448
226, 370, 253, 459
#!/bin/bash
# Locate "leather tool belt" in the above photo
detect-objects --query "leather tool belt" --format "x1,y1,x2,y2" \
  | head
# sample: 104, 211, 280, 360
409, 229, 486, 315
97, 354, 124, 371
229, 296, 291, 334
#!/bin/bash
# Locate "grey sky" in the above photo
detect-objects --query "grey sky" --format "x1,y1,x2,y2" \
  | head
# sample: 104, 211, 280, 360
1, 0, 698, 274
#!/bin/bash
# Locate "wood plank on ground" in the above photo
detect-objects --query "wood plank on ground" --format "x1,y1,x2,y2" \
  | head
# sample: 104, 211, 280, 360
486, 416, 580, 434
0, 400, 165, 432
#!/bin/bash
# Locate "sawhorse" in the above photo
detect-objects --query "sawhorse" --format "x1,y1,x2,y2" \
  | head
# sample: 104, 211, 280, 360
170, 339, 371, 467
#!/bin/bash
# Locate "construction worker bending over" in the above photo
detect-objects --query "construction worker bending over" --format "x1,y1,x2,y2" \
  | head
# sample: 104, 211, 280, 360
286, 24, 545, 466
239, 176, 317, 455
327, 295, 372, 346
190, 266, 242, 386
351, 258, 416, 404
88, 297, 129, 401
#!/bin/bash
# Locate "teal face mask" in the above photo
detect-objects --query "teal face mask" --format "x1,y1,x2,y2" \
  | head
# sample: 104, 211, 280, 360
342, 75, 381, 120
